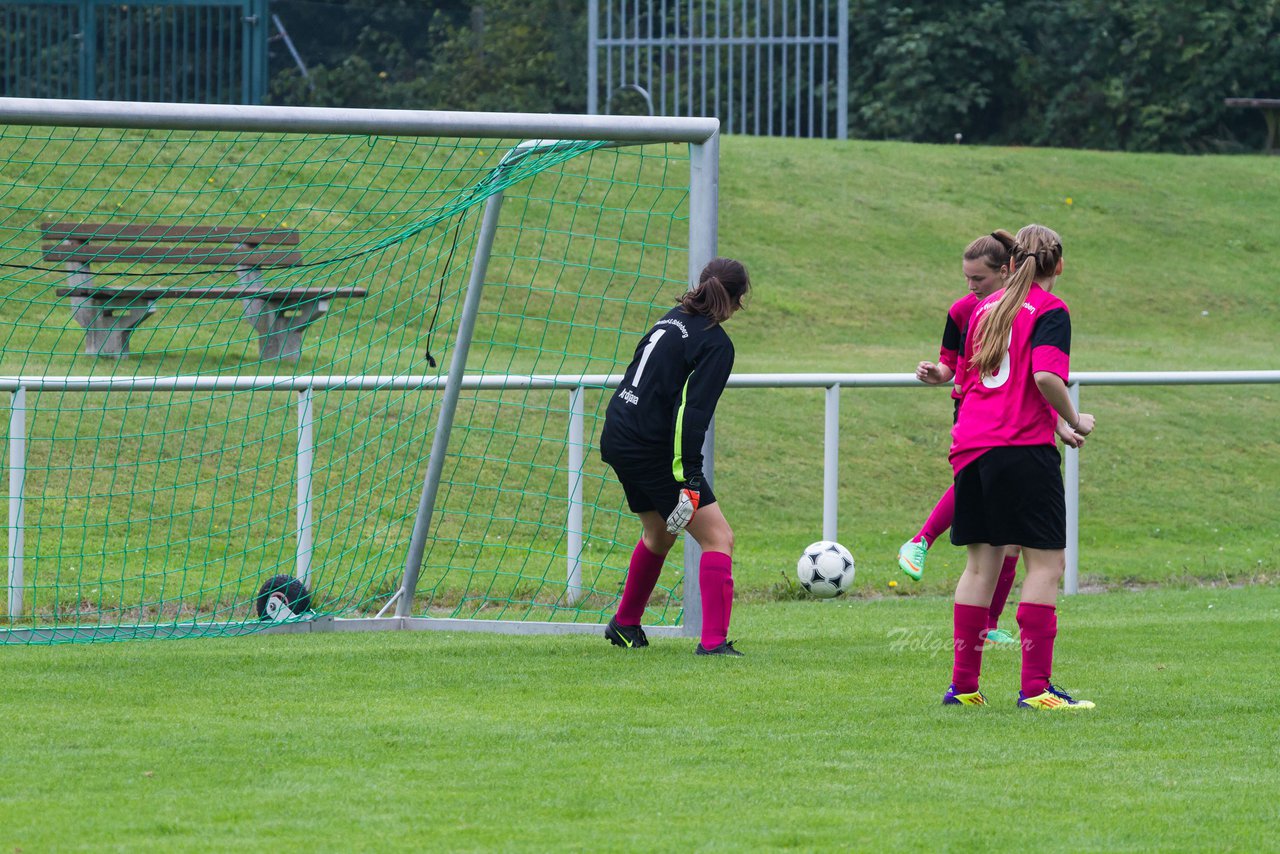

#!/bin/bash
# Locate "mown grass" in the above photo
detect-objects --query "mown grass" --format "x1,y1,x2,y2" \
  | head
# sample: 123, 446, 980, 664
1, 586, 1276, 850
0, 130, 1276, 623
704, 136, 1279, 593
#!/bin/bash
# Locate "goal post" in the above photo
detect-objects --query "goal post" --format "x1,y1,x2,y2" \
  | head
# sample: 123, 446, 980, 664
0, 97, 719, 644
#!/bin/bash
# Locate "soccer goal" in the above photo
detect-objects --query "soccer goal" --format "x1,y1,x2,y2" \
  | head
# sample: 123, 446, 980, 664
0, 97, 719, 644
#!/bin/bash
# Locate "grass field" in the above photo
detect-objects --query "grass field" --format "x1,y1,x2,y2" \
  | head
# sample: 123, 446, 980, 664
1, 130, 1276, 627
2, 585, 1277, 850
2, 112, 1277, 853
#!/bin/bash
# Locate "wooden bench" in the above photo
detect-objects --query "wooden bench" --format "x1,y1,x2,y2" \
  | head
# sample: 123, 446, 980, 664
41, 222, 367, 361
1224, 98, 1280, 153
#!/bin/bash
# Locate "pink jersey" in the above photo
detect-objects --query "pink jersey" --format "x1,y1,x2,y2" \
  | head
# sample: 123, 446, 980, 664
939, 292, 980, 400
950, 283, 1071, 473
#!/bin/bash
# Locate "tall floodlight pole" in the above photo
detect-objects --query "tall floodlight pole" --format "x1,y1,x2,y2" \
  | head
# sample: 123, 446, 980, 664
681, 129, 720, 636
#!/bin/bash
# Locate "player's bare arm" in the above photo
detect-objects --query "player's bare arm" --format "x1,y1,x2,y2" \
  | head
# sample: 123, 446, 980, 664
916, 360, 955, 385
1034, 370, 1094, 436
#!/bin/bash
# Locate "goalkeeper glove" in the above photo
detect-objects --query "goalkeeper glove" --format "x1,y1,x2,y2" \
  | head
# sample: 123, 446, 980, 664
665, 485, 701, 535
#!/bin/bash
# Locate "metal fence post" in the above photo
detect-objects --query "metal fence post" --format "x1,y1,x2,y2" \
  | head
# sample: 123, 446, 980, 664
296, 387, 314, 588
1064, 381, 1081, 595
823, 384, 839, 542
8, 387, 26, 619
567, 385, 585, 604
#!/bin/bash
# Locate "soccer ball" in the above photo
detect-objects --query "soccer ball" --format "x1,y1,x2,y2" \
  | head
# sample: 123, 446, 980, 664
796, 540, 856, 598
255, 574, 313, 621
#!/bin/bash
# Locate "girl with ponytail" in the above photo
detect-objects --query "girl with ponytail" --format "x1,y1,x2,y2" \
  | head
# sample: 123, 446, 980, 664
943, 224, 1098, 711
900, 230, 1023, 647
599, 257, 750, 656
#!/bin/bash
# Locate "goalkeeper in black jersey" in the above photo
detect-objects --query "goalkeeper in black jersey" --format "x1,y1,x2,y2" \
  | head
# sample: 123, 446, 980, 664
599, 257, 750, 656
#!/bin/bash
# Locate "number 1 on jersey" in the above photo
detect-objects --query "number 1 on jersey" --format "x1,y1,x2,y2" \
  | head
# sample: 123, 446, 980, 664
630, 328, 666, 388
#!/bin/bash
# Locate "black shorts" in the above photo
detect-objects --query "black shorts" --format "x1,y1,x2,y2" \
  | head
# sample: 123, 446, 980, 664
951, 445, 1065, 550
602, 453, 717, 517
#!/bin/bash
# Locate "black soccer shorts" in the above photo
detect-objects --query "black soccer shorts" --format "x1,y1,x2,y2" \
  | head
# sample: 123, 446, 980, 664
951, 444, 1065, 550
602, 453, 717, 518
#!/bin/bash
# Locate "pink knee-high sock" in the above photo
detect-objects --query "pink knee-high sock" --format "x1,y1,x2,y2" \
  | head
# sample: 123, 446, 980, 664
987, 554, 1020, 630
615, 539, 666, 625
1016, 602, 1058, 697
951, 603, 988, 693
916, 486, 955, 547
699, 551, 733, 649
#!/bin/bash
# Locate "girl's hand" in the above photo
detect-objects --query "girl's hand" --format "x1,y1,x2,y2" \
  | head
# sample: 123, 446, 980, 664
916, 361, 940, 383
1056, 419, 1085, 449
1073, 412, 1095, 436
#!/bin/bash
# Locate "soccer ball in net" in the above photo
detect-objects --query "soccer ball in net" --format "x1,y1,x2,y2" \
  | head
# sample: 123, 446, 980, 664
796, 541, 856, 598
255, 574, 313, 621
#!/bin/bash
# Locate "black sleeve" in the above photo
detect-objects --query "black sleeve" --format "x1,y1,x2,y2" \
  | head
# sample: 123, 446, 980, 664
1031, 307, 1071, 354
941, 313, 963, 355
675, 339, 734, 486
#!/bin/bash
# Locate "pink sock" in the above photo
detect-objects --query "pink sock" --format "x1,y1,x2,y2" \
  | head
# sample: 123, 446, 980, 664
987, 554, 1019, 630
951, 603, 988, 693
1016, 602, 1058, 697
699, 551, 733, 649
615, 539, 666, 625
917, 486, 955, 547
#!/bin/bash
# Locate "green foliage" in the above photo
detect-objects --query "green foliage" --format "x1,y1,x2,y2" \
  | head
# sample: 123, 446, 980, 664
267, 0, 1280, 152
4, 1, 1278, 150
1008, 0, 1280, 152
850, 0, 1280, 151
268, 0, 586, 113
849, 1, 1010, 143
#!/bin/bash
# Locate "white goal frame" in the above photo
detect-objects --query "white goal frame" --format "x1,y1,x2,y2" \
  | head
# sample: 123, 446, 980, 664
0, 97, 720, 641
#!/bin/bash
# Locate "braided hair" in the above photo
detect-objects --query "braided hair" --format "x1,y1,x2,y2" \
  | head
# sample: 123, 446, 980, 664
970, 224, 1062, 378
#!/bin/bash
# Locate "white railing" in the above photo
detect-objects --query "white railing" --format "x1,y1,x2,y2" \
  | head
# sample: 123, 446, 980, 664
5, 370, 1279, 618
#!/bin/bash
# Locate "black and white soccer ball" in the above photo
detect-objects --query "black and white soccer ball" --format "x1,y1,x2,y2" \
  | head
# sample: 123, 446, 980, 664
255, 574, 313, 621
796, 540, 856, 598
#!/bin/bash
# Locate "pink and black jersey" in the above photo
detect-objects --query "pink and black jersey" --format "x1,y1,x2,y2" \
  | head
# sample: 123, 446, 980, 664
939, 292, 980, 400
950, 283, 1071, 473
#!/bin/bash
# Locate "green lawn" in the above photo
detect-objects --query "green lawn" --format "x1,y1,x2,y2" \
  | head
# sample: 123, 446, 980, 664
1, 128, 1277, 625
2, 585, 1276, 850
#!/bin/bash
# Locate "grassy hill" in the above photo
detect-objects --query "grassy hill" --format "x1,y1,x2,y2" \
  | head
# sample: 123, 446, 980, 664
0, 127, 1275, 623
705, 135, 1278, 591
350, 133, 1280, 597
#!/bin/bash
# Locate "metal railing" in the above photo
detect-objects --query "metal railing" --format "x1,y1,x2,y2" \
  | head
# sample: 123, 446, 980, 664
588, 0, 849, 139
5, 369, 1278, 619
1, 0, 270, 104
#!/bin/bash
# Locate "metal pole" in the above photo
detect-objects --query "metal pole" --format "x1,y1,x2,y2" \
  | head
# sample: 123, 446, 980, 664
681, 131, 719, 637
587, 0, 599, 114
837, 0, 848, 139
1064, 381, 1080, 595
567, 385, 585, 604
823, 384, 839, 541
79, 0, 96, 100
0, 97, 719, 144
396, 192, 506, 617
8, 387, 26, 619
296, 387, 314, 588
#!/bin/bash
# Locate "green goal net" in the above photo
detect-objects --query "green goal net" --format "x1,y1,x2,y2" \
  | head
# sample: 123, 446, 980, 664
0, 104, 713, 644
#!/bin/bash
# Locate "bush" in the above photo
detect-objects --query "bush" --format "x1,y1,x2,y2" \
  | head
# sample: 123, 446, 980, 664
265, 0, 1280, 152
